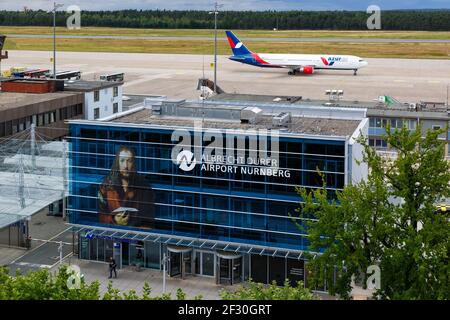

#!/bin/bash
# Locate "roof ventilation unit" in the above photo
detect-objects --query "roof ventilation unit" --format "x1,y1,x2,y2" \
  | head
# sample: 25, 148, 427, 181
273, 112, 291, 127
241, 107, 262, 124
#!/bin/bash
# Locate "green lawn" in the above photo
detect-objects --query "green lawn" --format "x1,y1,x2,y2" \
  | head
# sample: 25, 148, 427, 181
4, 37, 450, 59
2, 26, 450, 40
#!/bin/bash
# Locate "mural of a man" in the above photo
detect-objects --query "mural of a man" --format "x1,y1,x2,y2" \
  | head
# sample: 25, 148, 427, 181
98, 146, 155, 228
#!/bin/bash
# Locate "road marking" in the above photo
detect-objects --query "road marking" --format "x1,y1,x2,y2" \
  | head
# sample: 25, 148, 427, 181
394, 79, 406, 83
15, 262, 53, 268
427, 80, 441, 84
10, 227, 72, 264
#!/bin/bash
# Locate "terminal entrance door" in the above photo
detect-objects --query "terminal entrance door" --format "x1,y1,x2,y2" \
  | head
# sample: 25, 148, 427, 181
195, 251, 215, 277
167, 245, 192, 279
169, 251, 181, 277
216, 251, 242, 285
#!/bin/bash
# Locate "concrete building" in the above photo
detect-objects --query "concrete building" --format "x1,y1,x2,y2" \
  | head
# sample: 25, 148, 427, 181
0, 78, 125, 140
64, 80, 123, 121
67, 98, 368, 290
209, 93, 450, 157
0, 79, 84, 140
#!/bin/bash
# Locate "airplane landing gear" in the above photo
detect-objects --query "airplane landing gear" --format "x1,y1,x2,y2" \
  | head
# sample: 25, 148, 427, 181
288, 70, 297, 76
353, 69, 358, 76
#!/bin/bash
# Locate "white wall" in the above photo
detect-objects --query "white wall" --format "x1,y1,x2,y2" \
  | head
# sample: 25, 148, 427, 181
84, 85, 123, 120
348, 118, 369, 184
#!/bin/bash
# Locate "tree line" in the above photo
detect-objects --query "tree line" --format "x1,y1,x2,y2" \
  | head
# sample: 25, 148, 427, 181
0, 10, 449, 31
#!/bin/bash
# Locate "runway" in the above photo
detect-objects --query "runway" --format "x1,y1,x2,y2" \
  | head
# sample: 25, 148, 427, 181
7, 34, 450, 43
2, 50, 450, 103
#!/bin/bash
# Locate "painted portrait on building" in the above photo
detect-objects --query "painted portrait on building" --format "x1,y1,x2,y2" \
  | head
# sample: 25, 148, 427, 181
98, 146, 155, 229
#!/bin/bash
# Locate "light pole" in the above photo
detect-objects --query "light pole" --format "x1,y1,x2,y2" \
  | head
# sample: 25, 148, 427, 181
209, 2, 222, 94
162, 253, 169, 294
447, 84, 449, 107
50, 2, 64, 79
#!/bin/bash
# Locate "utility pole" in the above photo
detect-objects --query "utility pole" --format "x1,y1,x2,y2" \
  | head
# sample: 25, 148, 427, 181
30, 123, 36, 172
162, 253, 167, 294
59, 241, 63, 265
50, 2, 64, 79
447, 84, 449, 107
209, 2, 222, 94
62, 139, 67, 221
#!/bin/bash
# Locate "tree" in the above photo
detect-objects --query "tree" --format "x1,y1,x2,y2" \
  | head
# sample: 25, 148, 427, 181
0, 266, 100, 300
219, 279, 316, 300
296, 125, 450, 299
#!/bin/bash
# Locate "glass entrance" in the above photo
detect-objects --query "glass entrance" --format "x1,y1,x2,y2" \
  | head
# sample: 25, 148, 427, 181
167, 245, 192, 278
130, 242, 145, 269
195, 251, 215, 277
169, 251, 182, 277
216, 251, 242, 285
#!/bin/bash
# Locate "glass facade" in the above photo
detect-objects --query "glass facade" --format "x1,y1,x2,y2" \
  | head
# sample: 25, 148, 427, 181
69, 123, 346, 255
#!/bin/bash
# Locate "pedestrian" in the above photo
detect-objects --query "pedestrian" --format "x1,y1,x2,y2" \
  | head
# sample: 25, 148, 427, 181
109, 257, 117, 279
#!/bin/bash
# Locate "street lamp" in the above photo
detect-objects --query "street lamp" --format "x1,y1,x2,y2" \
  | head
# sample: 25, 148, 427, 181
49, 2, 64, 79
162, 252, 170, 294
209, 2, 222, 94
447, 84, 449, 107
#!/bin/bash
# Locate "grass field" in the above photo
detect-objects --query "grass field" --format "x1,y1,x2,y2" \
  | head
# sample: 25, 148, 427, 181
2, 26, 450, 40
4, 37, 450, 59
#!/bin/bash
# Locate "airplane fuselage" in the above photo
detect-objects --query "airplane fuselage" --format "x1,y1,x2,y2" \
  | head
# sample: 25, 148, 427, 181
230, 53, 368, 71
225, 30, 368, 75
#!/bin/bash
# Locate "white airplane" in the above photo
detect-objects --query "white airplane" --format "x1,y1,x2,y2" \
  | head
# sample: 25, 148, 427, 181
226, 30, 368, 76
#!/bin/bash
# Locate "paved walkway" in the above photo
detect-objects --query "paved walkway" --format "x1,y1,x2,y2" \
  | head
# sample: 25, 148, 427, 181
56, 257, 232, 300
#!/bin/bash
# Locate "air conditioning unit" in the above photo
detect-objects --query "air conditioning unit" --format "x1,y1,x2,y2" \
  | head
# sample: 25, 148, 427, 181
273, 112, 291, 127
241, 107, 262, 124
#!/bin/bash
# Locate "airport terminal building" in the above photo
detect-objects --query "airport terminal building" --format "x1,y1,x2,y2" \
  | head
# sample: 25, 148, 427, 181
68, 99, 368, 289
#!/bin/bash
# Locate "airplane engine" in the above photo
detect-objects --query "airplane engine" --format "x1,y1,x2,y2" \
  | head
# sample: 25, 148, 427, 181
300, 66, 314, 74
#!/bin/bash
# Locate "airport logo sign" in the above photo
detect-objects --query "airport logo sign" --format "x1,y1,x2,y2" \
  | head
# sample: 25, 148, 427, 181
176, 150, 197, 172
321, 57, 343, 66
171, 121, 291, 178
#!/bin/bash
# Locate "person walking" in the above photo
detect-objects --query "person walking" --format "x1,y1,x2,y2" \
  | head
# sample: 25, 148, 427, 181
109, 257, 117, 279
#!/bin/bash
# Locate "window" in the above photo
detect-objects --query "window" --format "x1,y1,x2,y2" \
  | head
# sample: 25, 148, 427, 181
390, 118, 404, 129
19, 118, 25, 131
0, 122, 4, 137
409, 119, 417, 130
113, 86, 118, 97
94, 90, 100, 102
371, 138, 387, 149
49, 112, 56, 123
60, 107, 68, 120
71, 105, 77, 117
4, 121, 12, 136
94, 108, 100, 120
25, 117, 31, 129
113, 103, 119, 114
432, 125, 442, 131
372, 118, 388, 128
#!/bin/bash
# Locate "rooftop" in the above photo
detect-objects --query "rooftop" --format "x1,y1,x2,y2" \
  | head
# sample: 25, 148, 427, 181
64, 80, 123, 92
0, 91, 83, 111
109, 108, 361, 137
210, 93, 450, 120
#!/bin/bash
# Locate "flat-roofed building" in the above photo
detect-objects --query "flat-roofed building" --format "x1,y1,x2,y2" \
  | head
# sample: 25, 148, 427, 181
0, 90, 84, 140
68, 98, 368, 290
